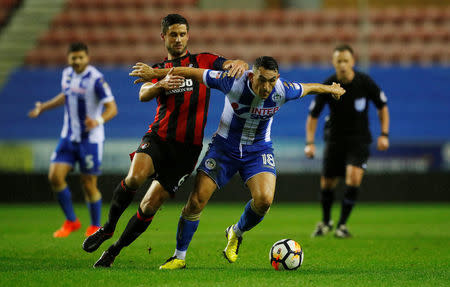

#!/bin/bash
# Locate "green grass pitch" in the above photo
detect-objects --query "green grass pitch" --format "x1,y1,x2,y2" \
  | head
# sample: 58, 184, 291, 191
0, 203, 449, 286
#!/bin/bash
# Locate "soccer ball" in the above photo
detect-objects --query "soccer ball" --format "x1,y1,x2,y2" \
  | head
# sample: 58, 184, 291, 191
269, 239, 304, 271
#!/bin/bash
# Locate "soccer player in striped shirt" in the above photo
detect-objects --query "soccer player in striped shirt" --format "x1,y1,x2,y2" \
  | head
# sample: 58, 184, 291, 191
28, 42, 118, 238
129, 56, 345, 269
83, 14, 248, 267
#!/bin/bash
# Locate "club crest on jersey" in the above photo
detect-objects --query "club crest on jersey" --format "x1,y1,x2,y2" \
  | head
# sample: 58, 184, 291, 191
272, 94, 282, 102
354, 98, 366, 112
140, 143, 149, 149
208, 70, 222, 79
205, 158, 216, 170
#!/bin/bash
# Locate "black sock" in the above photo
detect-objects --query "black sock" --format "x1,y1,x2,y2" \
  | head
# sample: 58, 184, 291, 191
320, 188, 334, 224
338, 186, 359, 226
109, 207, 155, 256
103, 180, 137, 233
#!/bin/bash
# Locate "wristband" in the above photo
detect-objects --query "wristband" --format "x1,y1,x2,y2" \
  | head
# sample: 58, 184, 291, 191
381, 132, 389, 137
306, 142, 314, 145
96, 116, 105, 125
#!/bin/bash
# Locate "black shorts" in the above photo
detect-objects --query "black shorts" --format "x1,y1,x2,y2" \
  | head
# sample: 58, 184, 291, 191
322, 142, 370, 178
135, 133, 202, 194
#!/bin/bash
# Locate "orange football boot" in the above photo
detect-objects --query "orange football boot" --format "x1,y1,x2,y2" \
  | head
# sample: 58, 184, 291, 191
85, 225, 101, 237
53, 219, 81, 238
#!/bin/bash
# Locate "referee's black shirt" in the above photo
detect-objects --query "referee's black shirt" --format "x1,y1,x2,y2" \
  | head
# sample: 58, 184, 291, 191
309, 71, 387, 143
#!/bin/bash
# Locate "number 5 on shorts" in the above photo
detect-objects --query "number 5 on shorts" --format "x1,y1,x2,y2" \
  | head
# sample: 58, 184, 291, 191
85, 154, 94, 170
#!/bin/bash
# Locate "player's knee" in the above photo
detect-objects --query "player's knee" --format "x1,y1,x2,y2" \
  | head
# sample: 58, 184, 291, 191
187, 194, 207, 214
253, 198, 272, 215
48, 174, 65, 190
346, 174, 362, 186
125, 173, 146, 189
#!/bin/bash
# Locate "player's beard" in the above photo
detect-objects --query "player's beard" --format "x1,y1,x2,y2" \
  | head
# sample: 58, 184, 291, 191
167, 44, 187, 59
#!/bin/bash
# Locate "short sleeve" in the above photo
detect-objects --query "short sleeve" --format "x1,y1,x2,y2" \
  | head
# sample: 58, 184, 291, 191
309, 93, 327, 118
196, 53, 228, 70
94, 77, 114, 103
365, 75, 387, 109
202, 69, 234, 94
281, 79, 304, 102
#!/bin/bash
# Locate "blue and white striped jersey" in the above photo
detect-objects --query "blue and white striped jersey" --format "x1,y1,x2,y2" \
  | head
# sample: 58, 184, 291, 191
60, 65, 114, 143
203, 70, 304, 149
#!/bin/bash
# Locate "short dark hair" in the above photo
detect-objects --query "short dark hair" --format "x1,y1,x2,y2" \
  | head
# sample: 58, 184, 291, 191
334, 44, 354, 55
253, 56, 279, 72
161, 14, 189, 34
68, 42, 88, 54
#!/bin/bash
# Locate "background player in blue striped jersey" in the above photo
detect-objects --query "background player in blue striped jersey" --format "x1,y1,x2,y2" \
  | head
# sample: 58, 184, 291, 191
130, 56, 345, 269
28, 42, 118, 238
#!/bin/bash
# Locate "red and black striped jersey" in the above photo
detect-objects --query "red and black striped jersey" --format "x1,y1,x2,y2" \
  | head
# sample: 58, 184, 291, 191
148, 52, 227, 146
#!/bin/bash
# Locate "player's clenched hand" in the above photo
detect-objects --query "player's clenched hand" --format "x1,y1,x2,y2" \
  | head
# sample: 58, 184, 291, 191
28, 101, 43, 118
84, 116, 98, 131
330, 82, 345, 100
157, 68, 185, 90
304, 143, 316, 158
223, 60, 247, 78
377, 135, 389, 151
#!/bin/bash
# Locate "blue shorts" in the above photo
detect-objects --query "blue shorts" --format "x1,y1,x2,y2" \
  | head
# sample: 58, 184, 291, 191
51, 137, 102, 175
197, 136, 276, 188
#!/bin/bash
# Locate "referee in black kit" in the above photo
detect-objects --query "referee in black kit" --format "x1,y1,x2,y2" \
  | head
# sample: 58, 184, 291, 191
304, 44, 390, 238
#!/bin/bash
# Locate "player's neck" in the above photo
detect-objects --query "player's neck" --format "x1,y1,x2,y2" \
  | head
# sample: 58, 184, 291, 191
167, 51, 188, 60
337, 70, 355, 84
74, 66, 88, 74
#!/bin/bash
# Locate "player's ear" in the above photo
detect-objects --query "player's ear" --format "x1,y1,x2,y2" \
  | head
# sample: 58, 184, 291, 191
248, 71, 254, 81
160, 32, 165, 41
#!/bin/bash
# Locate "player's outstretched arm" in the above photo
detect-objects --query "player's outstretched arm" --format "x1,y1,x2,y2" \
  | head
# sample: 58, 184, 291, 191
301, 82, 345, 100
130, 63, 206, 85
27, 93, 65, 118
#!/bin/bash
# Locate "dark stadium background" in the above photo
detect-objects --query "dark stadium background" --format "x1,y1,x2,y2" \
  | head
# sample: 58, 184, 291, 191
0, 0, 449, 203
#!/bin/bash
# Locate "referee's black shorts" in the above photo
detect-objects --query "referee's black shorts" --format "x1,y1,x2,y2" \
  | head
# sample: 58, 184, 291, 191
135, 133, 202, 194
322, 141, 370, 178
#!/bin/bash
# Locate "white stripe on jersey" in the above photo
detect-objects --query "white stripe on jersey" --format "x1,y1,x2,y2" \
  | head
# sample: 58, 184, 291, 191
216, 71, 288, 146
60, 65, 114, 143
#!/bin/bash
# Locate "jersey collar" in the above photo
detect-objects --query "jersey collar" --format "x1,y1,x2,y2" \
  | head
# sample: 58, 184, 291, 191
164, 51, 191, 61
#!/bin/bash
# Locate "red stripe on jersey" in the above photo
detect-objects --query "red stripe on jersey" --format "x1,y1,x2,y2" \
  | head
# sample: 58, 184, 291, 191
174, 55, 195, 142
148, 97, 161, 133
175, 91, 192, 142
193, 84, 207, 145
197, 53, 220, 67
157, 95, 175, 139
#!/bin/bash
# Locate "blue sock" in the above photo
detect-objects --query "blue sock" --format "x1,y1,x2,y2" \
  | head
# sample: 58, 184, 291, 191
56, 187, 76, 222
176, 217, 199, 252
236, 200, 264, 232
87, 199, 102, 227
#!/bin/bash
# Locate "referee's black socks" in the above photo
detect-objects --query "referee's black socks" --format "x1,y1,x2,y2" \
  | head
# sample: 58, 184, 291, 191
103, 179, 137, 233
320, 188, 334, 224
338, 185, 359, 226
